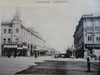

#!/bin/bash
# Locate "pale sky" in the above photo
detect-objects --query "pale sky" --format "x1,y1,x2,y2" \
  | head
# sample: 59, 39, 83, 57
1, 0, 100, 53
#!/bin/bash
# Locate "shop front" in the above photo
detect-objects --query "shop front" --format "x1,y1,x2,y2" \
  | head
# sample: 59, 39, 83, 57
2, 44, 18, 57
85, 44, 100, 60
2, 44, 28, 57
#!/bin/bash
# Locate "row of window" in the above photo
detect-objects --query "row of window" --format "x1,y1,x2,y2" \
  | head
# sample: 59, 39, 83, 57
4, 28, 19, 34
3, 38, 19, 44
4, 29, 11, 34
3, 38, 11, 44
87, 36, 100, 42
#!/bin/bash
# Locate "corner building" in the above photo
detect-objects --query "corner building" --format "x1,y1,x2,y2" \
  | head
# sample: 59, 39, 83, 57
73, 14, 100, 59
1, 12, 45, 57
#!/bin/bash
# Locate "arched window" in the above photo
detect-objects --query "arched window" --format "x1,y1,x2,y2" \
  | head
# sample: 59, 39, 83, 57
3, 38, 6, 44
8, 38, 11, 44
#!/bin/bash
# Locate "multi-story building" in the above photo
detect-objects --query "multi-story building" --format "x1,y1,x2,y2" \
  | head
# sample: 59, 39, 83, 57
1, 11, 46, 57
73, 14, 100, 59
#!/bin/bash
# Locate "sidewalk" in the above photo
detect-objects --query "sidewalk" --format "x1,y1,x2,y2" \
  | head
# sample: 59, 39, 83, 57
0, 56, 53, 75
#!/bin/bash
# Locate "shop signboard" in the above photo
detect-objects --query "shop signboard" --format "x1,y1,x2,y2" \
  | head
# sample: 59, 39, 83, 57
85, 44, 100, 49
4, 45, 18, 48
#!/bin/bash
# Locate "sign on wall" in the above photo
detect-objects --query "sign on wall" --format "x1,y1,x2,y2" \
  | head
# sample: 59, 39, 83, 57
85, 44, 100, 49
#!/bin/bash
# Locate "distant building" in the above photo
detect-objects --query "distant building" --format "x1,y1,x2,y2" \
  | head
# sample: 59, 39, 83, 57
1, 11, 46, 57
73, 14, 100, 59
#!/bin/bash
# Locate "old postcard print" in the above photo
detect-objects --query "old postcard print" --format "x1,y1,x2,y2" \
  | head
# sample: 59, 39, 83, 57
0, 0, 100, 75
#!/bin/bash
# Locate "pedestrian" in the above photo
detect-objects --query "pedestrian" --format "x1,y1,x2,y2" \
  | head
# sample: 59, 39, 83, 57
8, 50, 11, 58
87, 57, 91, 72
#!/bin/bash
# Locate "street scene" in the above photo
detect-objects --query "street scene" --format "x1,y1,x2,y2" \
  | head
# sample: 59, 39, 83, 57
0, 0, 100, 75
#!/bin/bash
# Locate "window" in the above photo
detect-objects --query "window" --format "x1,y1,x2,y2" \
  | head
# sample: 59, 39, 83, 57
3, 38, 6, 44
87, 35, 92, 42
8, 38, 11, 44
88, 36, 91, 41
4, 29, 7, 33
16, 28, 19, 33
16, 38, 19, 42
96, 36, 100, 42
96, 37, 98, 41
8, 29, 11, 34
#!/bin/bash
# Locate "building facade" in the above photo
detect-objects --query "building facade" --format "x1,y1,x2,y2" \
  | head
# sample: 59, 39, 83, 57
73, 14, 100, 59
1, 12, 46, 57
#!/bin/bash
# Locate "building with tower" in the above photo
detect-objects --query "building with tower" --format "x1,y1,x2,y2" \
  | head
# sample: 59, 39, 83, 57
1, 10, 46, 57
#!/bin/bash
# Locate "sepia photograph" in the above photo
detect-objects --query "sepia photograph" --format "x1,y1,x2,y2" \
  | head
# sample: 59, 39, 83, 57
0, 0, 100, 75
